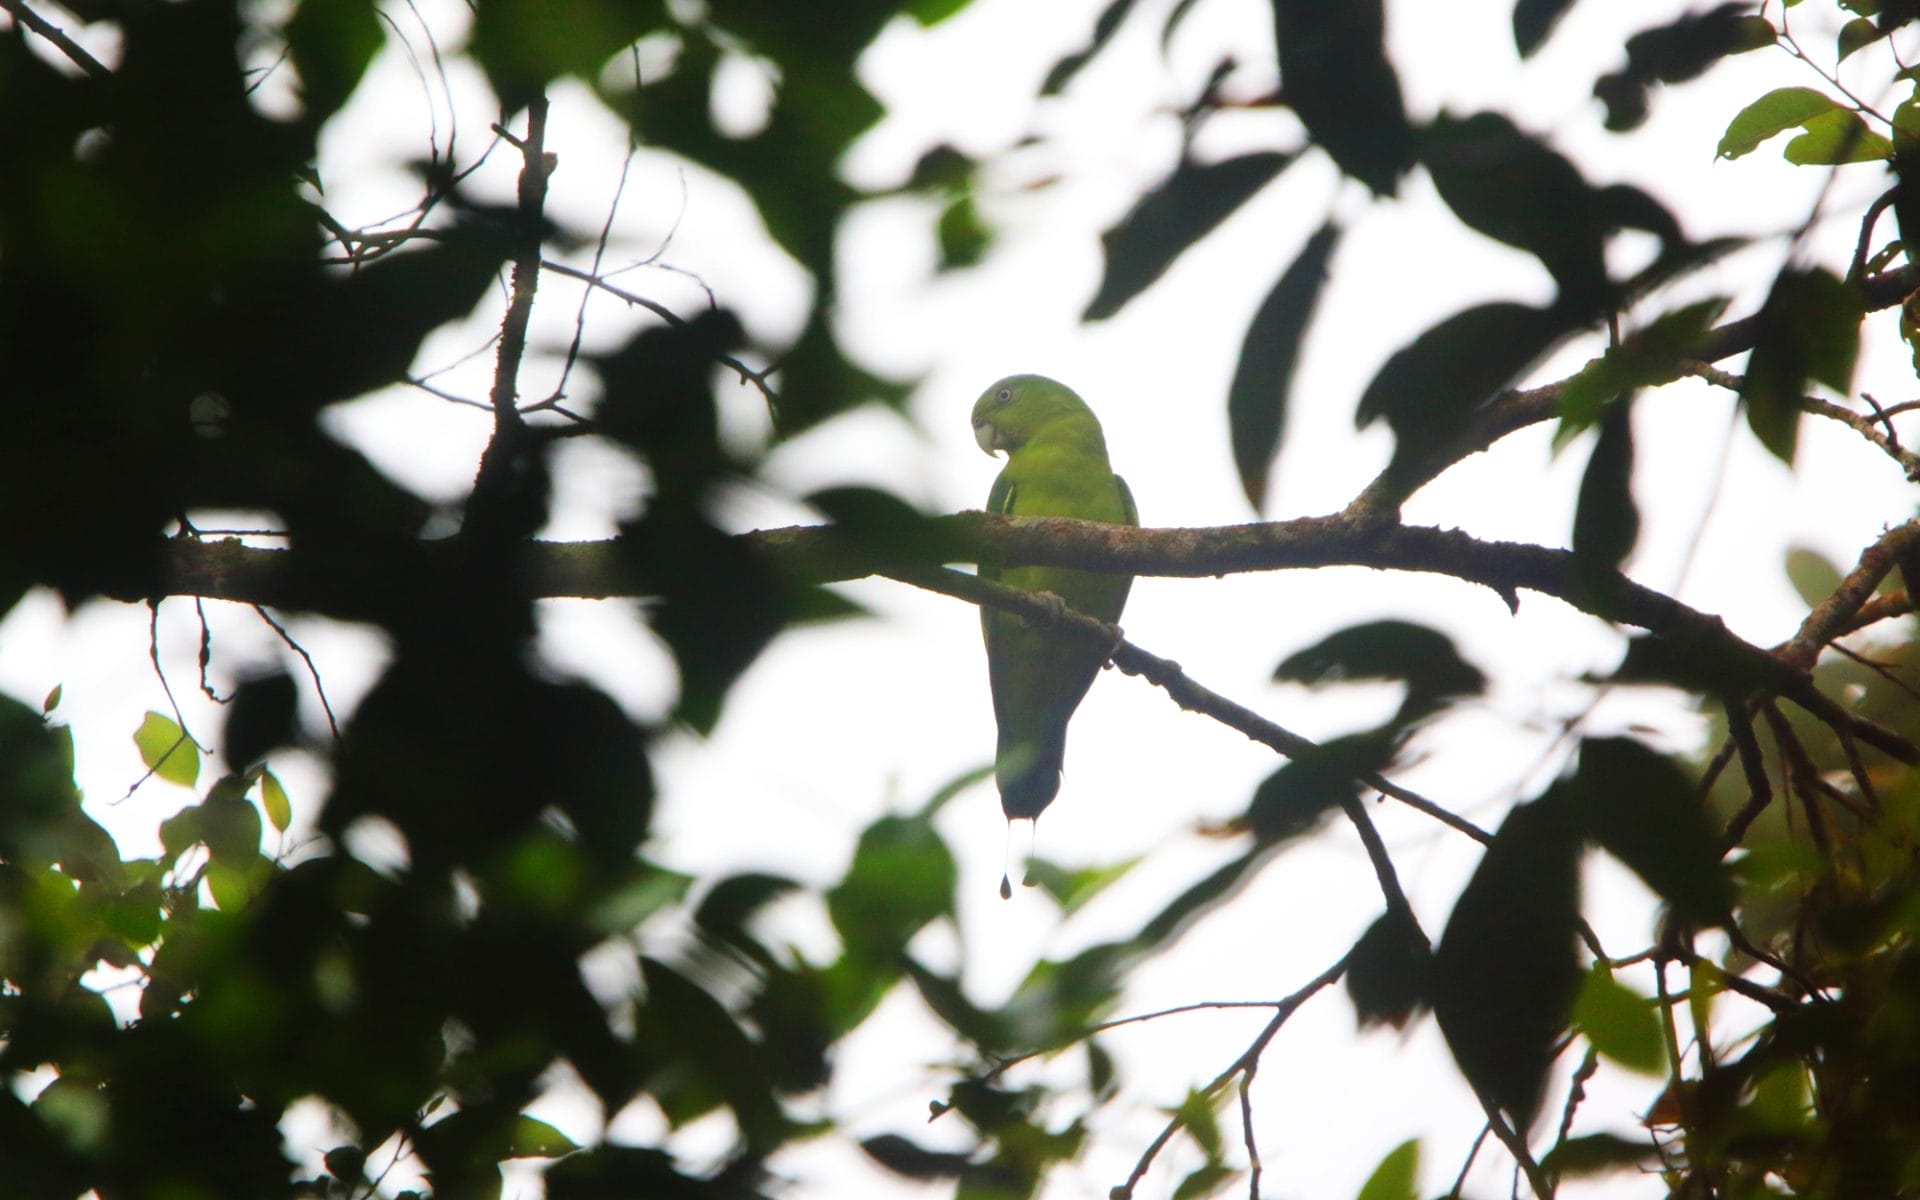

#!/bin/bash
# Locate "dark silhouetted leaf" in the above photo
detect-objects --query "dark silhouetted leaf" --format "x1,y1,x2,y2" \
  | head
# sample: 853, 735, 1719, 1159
1742, 266, 1862, 464
1598, 5, 1775, 131
1556, 299, 1726, 439
1346, 907, 1432, 1029
1572, 963, 1665, 1074
693, 872, 801, 957
1432, 787, 1582, 1128
469, 0, 669, 111
1042, 0, 1141, 95
1228, 221, 1341, 511
1271, 0, 1414, 195
1540, 1132, 1665, 1177
1571, 397, 1639, 582
1085, 151, 1294, 320
863, 1134, 973, 1179
904, 958, 1011, 1051
284, 0, 383, 122
1243, 747, 1359, 845
1422, 113, 1680, 310
1357, 301, 1572, 453
808, 486, 949, 565
1572, 737, 1731, 927
1839, 16, 1885, 60
1163, 0, 1208, 48
222, 672, 298, 769
1276, 620, 1486, 725
1513, 0, 1578, 56
545, 1147, 708, 1198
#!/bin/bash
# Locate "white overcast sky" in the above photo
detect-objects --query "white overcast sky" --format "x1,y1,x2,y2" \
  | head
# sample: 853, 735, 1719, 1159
2, 0, 1913, 1196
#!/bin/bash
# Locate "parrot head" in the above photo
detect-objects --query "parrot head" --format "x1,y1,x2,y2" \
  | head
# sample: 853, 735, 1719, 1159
971, 374, 1095, 456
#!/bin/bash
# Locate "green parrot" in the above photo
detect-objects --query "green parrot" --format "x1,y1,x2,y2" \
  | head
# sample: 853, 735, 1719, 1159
972, 373, 1138, 824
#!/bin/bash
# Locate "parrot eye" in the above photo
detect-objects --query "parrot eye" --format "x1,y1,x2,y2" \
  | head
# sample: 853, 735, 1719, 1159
994, 387, 1012, 405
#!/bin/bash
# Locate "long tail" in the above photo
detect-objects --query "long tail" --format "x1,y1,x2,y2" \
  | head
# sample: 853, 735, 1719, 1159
996, 727, 1067, 820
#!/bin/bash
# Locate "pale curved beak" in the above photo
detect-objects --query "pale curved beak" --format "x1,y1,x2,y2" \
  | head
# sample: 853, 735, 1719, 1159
973, 418, 1000, 455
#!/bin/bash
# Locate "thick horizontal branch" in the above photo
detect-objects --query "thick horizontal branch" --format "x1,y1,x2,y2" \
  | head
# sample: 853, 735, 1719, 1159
148, 507, 1918, 767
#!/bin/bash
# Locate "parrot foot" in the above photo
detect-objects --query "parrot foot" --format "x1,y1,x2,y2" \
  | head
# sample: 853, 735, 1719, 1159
1021, 590, 1070, 627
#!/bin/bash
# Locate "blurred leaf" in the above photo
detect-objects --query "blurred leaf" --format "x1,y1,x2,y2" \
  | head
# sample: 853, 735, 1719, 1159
1422, 113, 1679, 310
1432, 787, 1583, 1127
1555, 299, 1726, 440
1599, 5, 1775, 132
205, 853, 271, 911
694, 872, 801, 955
863, 1133, 973, 1179
1085, 151, 1294, 320
1173, 1161, 1238, 1200
1513, 0, 1577, 56
808, 486, 949, 566
1271, 0, 1414, 195
908, 0, 976, 24
201, 789, 264, 863
1355, 1138, 1420, 1200
1573, 737, 1731, 927
1228, 221, 1341, 511
1276, 620, 1486, 726
469, 0, 668, 111
827, 813, 955, 965
1572, 964, 1665, 1074
1571, 397, 1639, 582
1172, 1086, 1226, 1158
223, 672, 298, 769
545, 1147, 708, 1198
1163, 0, 1208, 47
635, 957, 780, 1139
260, 768, 292, 833
1785, 545, 1845, 608
41, 684, 61, 714
134, 712, 200, 789
904, 958, 1011, 1051
937, 194, 991, 270
505, 1116, 579, 1159
1346, 907, 1432, 1029
1041, 0, 1141, 95
1742, 266, 1862, 465
1357, 300, 1572, 453
1540, 1132, 1664, 1177
323, 1145, 366, 1182
1020, 854, 1143, 915
1243, 734, 1383, 845
284, 0, 383, 121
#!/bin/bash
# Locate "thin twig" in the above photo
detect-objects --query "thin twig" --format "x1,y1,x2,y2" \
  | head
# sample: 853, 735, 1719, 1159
1110, 953, 1349, 1198
1689, 363, 1920, 481
0, 0, 110, 78
253, 606, 340, 739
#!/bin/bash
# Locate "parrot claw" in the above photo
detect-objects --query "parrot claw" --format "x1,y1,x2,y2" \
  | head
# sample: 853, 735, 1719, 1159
1021, 590, 1070, 627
